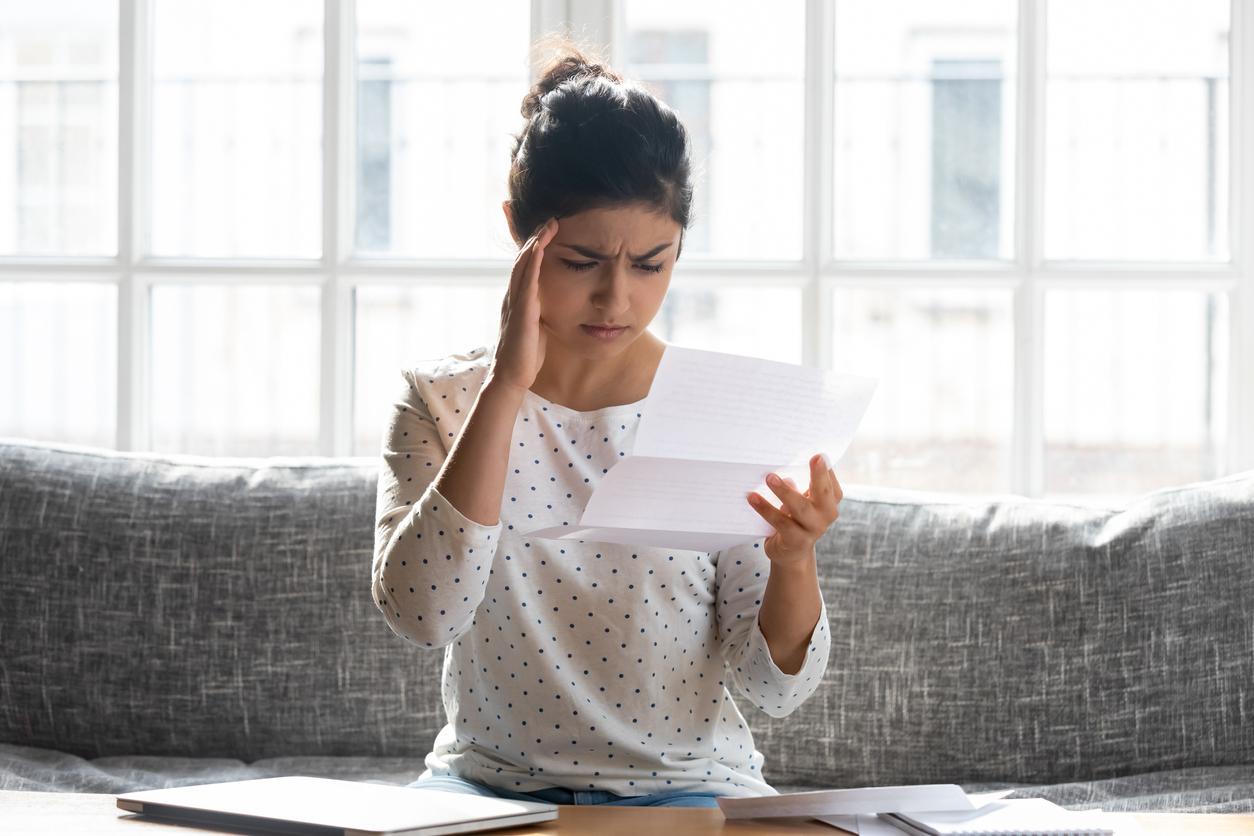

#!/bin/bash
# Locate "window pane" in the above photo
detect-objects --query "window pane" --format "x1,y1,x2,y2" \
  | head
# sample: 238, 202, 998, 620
151, 284, 321, 455
623, 1, 804, 260
0, 281, 116, 446
832, 287, 1014, 492
0, 1, 117, 255
1044, 0, 1229, 261
655, 285, 801, 363
354, 0, 531, 258
1044, 289, 1227, 499
833, 0, 1017, 261
353, 284, 500, 455
150, 0, 322, 257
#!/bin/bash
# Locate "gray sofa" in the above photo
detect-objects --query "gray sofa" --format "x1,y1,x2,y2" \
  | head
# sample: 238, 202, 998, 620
2, 435, 1252, 813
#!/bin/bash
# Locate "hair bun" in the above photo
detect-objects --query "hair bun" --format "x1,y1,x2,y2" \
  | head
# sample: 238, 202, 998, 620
521, 42, 623, 120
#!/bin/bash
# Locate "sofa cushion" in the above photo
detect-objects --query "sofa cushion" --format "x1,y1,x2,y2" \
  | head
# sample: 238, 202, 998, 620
0, 743, 426, 794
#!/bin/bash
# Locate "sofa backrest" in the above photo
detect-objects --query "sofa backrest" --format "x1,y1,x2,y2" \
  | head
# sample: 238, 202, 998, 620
768, 473, 1254, 787
1, 437, 1251, 788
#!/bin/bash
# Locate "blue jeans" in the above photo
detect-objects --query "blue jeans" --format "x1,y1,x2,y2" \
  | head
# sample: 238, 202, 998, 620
409, 773, 723, 808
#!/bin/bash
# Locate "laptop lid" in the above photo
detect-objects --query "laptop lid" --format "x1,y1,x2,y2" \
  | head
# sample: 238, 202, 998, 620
116, 775, 560, 836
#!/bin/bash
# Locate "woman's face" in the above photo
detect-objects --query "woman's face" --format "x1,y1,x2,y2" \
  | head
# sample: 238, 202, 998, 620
527, 203, 681, 356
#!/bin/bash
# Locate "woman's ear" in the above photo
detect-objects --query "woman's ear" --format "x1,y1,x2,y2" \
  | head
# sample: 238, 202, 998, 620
502, 201, 522, 247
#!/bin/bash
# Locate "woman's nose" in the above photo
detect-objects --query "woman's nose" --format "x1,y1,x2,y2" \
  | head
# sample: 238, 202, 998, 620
592, 264, 633, 303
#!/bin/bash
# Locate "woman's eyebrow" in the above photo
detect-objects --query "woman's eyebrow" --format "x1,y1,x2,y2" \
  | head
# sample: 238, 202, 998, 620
556, 242, 672, 260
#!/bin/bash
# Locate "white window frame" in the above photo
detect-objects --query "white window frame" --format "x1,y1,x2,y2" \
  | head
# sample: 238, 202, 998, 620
0, 0, 1250, 496
608, 0, 1254, 495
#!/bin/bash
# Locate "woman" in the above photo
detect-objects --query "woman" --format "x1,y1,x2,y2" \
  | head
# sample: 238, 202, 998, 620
372, 42, 842, 808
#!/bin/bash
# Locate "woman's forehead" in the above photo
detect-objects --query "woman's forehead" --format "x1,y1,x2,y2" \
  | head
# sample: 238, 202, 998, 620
558, 204, 679, 238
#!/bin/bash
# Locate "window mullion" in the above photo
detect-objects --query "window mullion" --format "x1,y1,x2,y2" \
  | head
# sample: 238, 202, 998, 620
1231, 0, 1254, 474
567, 0, 612, 55
117, 0, 152, 451
1010, 0, 1045, 496
802, 0, 833, 372
531, 0, 567, 65
321, 0, 354, 457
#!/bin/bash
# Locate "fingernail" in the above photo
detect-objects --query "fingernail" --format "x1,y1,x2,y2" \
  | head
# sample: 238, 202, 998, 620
820, 453, 832, 469
766, 473, 780, 486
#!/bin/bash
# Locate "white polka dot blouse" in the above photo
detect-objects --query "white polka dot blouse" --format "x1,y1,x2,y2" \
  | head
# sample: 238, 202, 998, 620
371, 344, 830, 798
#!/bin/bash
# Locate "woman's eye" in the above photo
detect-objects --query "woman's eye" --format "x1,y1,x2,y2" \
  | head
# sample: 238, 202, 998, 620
560, 260, 665, 274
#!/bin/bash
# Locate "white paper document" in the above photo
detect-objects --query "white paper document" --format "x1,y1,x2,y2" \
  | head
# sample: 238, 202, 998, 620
817, 812, 1134, 836
816, 813, 905, 835
524, 345, 877, 552
879, 798, 1120, 835
716, 784, 1010, 820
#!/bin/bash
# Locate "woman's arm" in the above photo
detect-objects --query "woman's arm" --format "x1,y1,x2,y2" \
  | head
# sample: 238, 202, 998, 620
714, 539, 831, 718
371, 368, 523, 649
757, 549, 822, 675
431, 373, 525, 526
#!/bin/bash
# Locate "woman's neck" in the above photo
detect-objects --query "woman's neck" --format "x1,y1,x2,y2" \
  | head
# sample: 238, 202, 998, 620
529, 332, 666, 411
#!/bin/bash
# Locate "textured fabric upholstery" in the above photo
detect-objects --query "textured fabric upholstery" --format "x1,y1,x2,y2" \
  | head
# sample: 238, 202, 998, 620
0, 439, 436, 762
1, 437, 1251, 805
766, 475, 1254, 787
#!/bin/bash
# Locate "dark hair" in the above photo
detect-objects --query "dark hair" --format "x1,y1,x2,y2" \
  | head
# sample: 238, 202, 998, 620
505, 38, 694, 261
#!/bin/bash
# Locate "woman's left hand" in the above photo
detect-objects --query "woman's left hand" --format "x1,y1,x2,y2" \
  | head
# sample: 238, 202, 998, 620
746, 452, 843, 568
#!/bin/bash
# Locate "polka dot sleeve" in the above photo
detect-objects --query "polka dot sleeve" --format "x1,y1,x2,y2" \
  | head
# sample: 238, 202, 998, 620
714, 540, 831, 719
371, 368, 503, 650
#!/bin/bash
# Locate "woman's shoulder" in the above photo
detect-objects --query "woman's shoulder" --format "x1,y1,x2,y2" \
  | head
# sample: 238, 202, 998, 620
406, 344, 493, 379
402, 344, 495, 404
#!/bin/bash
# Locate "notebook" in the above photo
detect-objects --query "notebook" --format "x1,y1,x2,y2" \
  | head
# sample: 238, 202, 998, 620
115, 775, 560, 836
879, 798, 1114, 836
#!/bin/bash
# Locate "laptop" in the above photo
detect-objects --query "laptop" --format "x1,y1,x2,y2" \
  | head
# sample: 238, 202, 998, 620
115, 775, 560, 836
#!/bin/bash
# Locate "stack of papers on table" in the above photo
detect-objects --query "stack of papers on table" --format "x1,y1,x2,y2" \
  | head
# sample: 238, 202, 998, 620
716, 785, 1123, 835
880, 798, 1118, 835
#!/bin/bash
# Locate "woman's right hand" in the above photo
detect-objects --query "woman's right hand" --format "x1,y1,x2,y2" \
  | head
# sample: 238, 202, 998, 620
490, 216, 559, 394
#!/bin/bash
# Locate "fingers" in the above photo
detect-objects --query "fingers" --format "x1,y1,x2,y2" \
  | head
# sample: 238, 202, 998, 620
528, 218, 558, 287
762, 472, 826, 533
505, 217, 559, 321
746, 490, 790, 531
511, 217, 558, 289
750, 454, 843, 534
809, 453, 841, 517
809, 455, 828, 498
531, 217, 559, 251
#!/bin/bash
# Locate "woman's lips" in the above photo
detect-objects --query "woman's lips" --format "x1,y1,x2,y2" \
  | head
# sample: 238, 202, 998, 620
581, 324, 628, 339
